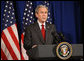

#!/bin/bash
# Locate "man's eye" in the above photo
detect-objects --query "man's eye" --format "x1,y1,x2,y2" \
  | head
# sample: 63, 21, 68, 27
40, 12, 48, 14
45, 12, 48, 14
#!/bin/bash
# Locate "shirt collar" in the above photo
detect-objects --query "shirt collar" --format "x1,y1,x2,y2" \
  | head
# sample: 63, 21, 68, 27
37, 20, 45, 25
37, 20, 46, 29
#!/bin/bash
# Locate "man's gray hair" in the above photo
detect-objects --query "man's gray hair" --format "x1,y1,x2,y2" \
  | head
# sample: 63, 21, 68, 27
35, 5, 48, 13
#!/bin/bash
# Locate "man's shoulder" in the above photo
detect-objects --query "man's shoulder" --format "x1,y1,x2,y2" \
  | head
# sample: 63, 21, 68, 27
25, 22, 37, 29
46, 22, 55, 27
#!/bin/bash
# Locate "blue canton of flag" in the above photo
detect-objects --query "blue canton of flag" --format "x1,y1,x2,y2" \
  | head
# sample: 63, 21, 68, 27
22, 1, 34, 31
2, 1, 16, 30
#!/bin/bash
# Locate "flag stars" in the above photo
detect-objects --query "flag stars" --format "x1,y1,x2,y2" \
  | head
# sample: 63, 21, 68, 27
28, 10, 30, 13
27, 14, 29, 17
7, 15, 9, 18
44, 1, 47, 3
27, 1, 30, 3
6, 1, 9, 3
3, 14, 5, 16
24, 13, 26, 15
48, 12, 50, 15
10, 21, 12, 24
30, 20, 31, 22
47, 3, 49, 6
23, 17, 25, 19
23, 1, 34, 27
12, 12, 14, 15
9, 7, 11, 9
4, 10, 7, 12
3, 18, 4, 21
26, 4, 29, 7
25, 23, 27, 25
8, 11, 10, 13
50, 22, 52, 24
11, 17, 14, 19
48, 17, 50, 19
47, 21, 48, 22
5, 24, 7, 27
2, 1, 16, 30
44, 1, 49, 6
31, 12, 33, 15
29, 6, 31, 9
30, 16, 32, 19
30, 2, 32, 5
5, 5, 8, 8
10, 3, 12, 5
26, 18, 28, 21
6, 20, 8, 22
25, 8, 27, 11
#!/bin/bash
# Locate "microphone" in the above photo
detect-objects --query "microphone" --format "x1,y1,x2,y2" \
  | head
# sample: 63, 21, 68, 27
58, 32, 66, 42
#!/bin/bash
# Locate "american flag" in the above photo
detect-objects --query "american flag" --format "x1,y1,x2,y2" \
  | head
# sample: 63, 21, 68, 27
1, 1, 21, 60
20, 1, 34, 60
21, 1, 52, 60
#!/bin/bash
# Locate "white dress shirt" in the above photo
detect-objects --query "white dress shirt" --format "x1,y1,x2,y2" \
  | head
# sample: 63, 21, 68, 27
37, 20, 46, 30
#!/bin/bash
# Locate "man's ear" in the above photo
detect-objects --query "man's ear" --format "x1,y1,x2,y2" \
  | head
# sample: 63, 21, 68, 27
35, 13, 38, 18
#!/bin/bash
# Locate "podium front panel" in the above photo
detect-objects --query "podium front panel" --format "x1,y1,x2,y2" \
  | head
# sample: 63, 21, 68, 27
27, 44, 83, 59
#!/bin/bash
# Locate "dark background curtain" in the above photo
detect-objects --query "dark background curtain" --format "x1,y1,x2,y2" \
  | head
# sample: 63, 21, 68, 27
1, 1, 83, 44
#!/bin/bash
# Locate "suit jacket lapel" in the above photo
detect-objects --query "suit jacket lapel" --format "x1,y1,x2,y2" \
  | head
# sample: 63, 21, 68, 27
34, 22, 45, 44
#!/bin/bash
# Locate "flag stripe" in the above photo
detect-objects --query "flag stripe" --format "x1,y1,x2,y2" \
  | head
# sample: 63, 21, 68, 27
21, 53, 25, 60
21, 39, 29, 60
21, 33, 29, 60
3, 28, 21, 60
7, 24, 20, 53
1, 49, 8, 60
1, 31, 18, 60
21, 33, 24, 43
12, 24, 19, 42
1, 38, 13, 60
21, 33, 25, 60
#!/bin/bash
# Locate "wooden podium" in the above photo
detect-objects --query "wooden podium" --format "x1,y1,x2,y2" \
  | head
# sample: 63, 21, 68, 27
27, 44, 83, 60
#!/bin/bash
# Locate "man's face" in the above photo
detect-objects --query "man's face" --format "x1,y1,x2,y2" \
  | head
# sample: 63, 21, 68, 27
35, 7, 48, 23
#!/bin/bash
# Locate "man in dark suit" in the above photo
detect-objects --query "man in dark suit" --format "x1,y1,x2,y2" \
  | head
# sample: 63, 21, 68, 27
23, 5, 60, 60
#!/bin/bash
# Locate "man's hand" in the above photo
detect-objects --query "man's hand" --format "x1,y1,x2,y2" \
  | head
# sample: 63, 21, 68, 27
32, 45, 37, 48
